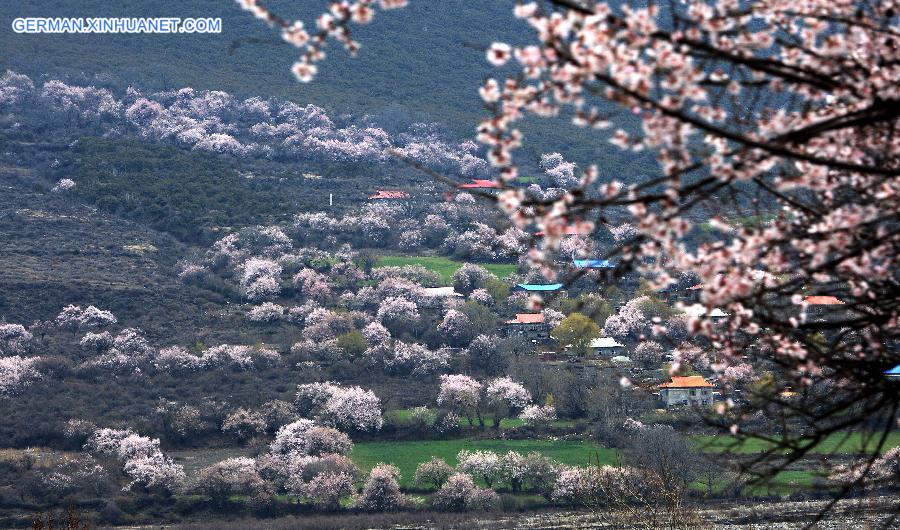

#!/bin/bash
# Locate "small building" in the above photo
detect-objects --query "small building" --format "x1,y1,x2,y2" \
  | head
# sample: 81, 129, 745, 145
802, 295, 845, 319
457, 179, 502, 192
572, 258, 616, 282
514, 283, 565, 292
681, 284, 703, 304
589, 336, 625, 358
502, 313, 551, 342
659, 376, 714, 408
369, 190, 411, 200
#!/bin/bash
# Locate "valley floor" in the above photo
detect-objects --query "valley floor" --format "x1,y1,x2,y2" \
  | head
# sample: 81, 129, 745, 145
98, 496, 899, 529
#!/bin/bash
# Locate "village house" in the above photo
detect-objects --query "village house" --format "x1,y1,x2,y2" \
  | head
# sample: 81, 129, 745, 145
801, 295, 845, 320
572, 258, 617, 281
456, 179, 502, 196
659, 375, 715, 408
502, 313, 552, 343
589, 336, 625, 358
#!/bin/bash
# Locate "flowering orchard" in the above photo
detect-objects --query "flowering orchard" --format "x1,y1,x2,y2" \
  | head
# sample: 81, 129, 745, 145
240, 0, 900, 488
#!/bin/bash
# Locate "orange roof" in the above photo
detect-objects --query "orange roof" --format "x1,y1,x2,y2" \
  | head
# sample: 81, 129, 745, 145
457, 179, 501, 189
660, 376, 714, 389
506, 313, 546, 324
369, 190, 410, 200
803, 295, 844, 305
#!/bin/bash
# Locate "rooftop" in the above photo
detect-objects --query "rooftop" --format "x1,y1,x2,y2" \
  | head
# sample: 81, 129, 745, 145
572, 258, 616, 269
506, 313, 546, 325
683, 304, 728, 318
421, 287, 462, 298
590, 337, 624, 348
457, 179, 501, 189
660, 376, 714, 389
803, 295, 845, 305
369, 190, 411, 200
515, 283, 564, 292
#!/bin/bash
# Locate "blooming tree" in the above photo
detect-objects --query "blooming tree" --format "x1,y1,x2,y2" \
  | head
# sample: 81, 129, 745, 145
222, 408, 268, 441
240, 258, 282, 301
456, 450, 502, 488
603, 297, 651, 343
431, 473, 498, 512
0, 355, 41, 394
451, 263, 496, 295
437, 374, 483, 426
85, 427, 184, 495
356, 463, 407, 511
484, 377, 532, 428
0, 324, 33, 356
376, 296, 420, 336
298, 471, 355, 510
269, 419, 318, 456
414, 457, 455, 491
193, 457, 272, 506
518, 404, 557, 427
294, 382, 383, 432
437, 309, 475, 347
247, 302, 284, 323
632, 340, 665, 368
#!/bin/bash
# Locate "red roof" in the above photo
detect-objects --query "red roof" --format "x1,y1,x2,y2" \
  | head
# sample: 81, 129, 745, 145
687, 284, 703, 290
457, 179, 501, 189
803, 295, 844, 305
506, 313, 546, 324
369, 190, 410, 200
660, 376, 714, 389
534, 226, 582, 237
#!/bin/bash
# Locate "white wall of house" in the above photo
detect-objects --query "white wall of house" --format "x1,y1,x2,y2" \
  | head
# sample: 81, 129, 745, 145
661, 387, 712, 408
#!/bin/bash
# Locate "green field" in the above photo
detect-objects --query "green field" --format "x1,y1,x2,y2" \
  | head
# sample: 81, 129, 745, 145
351, 438, 614, 488
375, 255, 518, 283
385, 409, 576, 430
692, 431, 900, 455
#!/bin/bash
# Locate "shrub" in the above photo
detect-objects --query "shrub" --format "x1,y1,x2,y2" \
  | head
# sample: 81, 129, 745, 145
432, 473, 498, 512
414, 457, 454, 491
356, 464, 407, 511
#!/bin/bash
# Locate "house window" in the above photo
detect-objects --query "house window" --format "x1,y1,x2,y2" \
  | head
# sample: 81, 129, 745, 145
690, 390, 696, 396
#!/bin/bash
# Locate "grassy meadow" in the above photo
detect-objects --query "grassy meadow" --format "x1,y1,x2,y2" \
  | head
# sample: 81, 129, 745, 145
351, 438, 614, 488
692, 431, 900, 455
375, 255, 518, 283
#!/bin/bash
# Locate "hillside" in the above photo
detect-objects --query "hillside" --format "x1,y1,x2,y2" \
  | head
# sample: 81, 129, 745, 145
0, 0, 651, 175
0, 169, 204, 331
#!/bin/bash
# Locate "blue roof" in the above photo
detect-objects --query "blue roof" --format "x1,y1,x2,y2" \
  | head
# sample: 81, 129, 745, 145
515, 283, 564, 291
886, 365, 900, 376
573, 258, 616, 269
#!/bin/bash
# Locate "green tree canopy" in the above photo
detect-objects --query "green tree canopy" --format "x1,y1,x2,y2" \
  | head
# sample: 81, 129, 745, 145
551, 313, 601, 357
